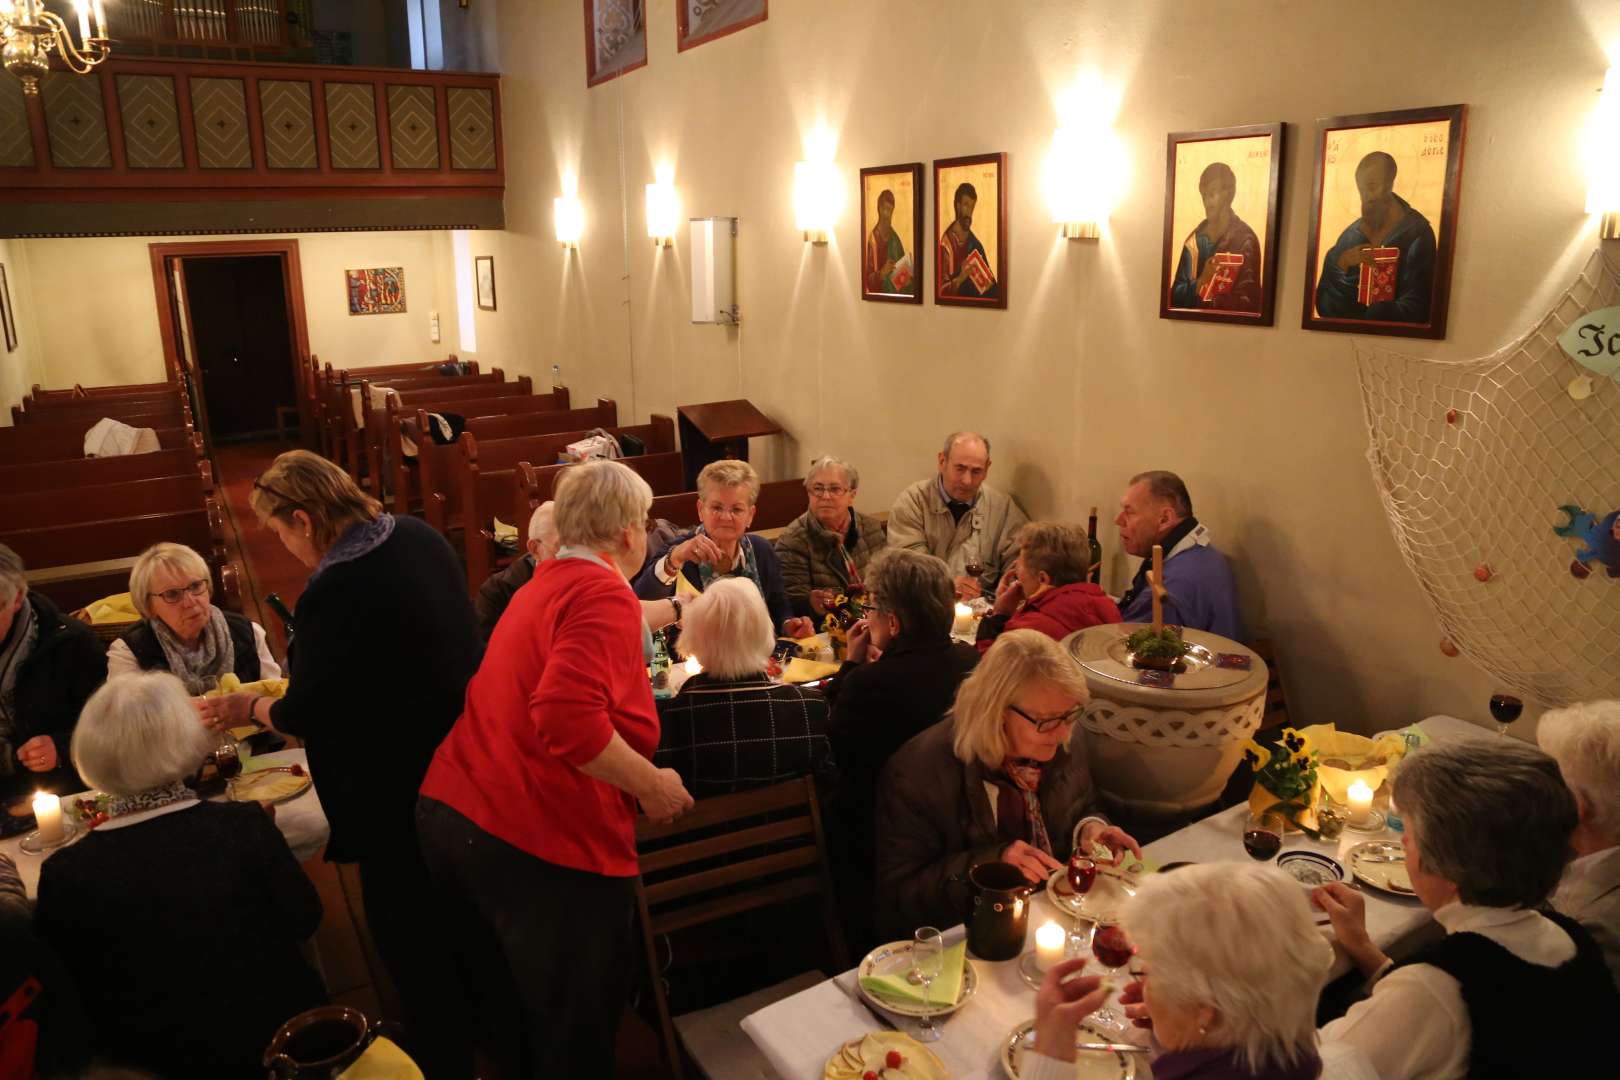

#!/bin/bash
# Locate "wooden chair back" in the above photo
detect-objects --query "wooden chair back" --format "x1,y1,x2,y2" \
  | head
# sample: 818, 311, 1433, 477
0, 423, 200, 466
0, 448, 211, 494
633, 777, 847, 1079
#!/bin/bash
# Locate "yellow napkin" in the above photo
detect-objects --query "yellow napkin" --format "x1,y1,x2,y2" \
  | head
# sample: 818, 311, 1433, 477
336, 1037, 422, 1080
205, 674, 289, 699
492, 516, 518, 543
674, 572, 703, 599
783, 657, 840, 684
859, 939, 966, 1007
85, 593, 139, 625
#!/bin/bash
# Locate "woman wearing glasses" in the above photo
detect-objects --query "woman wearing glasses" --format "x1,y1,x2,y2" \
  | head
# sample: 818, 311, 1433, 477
873, 629, 1140, 938
772, 455, 887, 619
108, 542, 280, 690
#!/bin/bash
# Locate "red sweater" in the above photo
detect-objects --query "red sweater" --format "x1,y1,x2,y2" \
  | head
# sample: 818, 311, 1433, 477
420, 556, 659, 878
977, 581, 1122, 653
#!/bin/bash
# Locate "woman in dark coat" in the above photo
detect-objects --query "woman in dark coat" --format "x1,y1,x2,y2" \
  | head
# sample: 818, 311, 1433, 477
873, 630, 1140, 939
206, 449, 482, 1080
0, 543, 107, 804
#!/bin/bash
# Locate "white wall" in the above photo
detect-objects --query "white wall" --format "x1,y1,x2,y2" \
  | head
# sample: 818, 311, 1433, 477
0, 238, 41, 421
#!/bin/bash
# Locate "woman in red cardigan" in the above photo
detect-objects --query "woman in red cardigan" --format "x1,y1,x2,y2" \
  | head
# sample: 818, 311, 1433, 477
417, 459, 693, 1080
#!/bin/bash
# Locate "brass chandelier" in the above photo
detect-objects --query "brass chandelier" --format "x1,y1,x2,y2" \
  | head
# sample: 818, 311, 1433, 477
1, 0, 110, 96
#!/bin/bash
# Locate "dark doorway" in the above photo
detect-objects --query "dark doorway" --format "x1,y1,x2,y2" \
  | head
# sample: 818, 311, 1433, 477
182, 256, 299, 442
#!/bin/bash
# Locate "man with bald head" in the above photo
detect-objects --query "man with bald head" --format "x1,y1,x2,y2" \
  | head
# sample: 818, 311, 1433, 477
1314, 150, 1437, 323
888, 432, 1028, 599
1169, 161, 1262, 313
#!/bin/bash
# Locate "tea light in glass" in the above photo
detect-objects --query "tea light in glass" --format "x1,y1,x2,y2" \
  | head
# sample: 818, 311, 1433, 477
1034, 920, 1065, 970
1346, 780, 1375, 826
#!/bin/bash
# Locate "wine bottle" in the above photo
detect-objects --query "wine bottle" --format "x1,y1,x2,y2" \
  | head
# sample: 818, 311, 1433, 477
1086, 506, 1102, 585
266, 592, 295, 636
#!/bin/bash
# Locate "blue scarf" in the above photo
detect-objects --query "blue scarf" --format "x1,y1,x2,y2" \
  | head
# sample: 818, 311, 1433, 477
309, 514, 397, 586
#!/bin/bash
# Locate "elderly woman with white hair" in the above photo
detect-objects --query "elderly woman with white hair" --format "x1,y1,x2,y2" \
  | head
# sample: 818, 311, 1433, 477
655, 577, 833, 796
474, 499, 560, 640
873, 629, 1139, 938
1539, 699, 1620, 988
1024, 862, 1369, 1080
419, 459, 694, 1080
33, 673, 323, 1080
772, 455, 887, 618
107, 541, 280, 689
0, 543, 106, 804
635, 458, 815, 638
1317, 739, 1620, 1078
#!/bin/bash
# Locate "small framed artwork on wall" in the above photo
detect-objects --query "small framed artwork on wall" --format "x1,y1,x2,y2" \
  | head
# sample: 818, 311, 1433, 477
1302, 103, 1466, 339
933, 152, 1007, 310
1159, 122, 1285, 326
585, 0, 647, 88
0, 265, 15, 352
859, 163, 923, 304
677, 0, 767, 52
346, 267, 406, 315
475, 255, 496, 311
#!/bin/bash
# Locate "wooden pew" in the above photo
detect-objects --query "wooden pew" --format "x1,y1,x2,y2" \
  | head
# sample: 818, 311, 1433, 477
2, 507, 226, 578
460, 400, 622, 443
510, 450, 686, 540
27, 556, 242, 616
0, 422, 201, 465
0, 447, 212, 494
415, 399, 618, 522
311, 356, 467, 450
0, 474, 213, 530
25, 388, 179, 412
331, 368, 506, 478
648, 478, 808, 532
30, 380, 175, 400
13, 395, 188, 428
383, 381, 569, 511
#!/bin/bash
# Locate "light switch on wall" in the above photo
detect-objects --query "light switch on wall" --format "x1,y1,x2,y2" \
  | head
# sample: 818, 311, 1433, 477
430, 311, 441, 343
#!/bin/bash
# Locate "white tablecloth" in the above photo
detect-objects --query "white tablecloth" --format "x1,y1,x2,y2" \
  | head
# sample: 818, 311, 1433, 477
0, 747, 330, 898
742, 715, 1490, 1078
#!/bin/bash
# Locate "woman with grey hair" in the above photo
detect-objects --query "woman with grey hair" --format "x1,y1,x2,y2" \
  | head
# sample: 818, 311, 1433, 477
33, 673, 323, 1079
107, 541, 280, 689
419, 459, 693, 1079
0, 543, 106, 804
655, 577, 833, 796
1317, 738, 1620, 1078
773, 455, 887, 619
1539, 699, 1620, 988
1025, 862, 1354, 1080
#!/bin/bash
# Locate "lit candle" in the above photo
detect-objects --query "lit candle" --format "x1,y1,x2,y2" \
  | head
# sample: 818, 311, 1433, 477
1034, 920, 1065, 971
684, 656, 702, 676
32, 792, 64, 843
1347, 779, 1375, 824
952, 602, 975, 636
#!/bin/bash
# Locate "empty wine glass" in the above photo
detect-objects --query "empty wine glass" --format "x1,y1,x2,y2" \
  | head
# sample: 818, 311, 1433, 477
1489, 693, 1523, 738
911, 926, 944, 1043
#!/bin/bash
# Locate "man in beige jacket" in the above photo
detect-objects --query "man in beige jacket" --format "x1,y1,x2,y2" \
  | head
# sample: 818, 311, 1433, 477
887, 432, 1027, 599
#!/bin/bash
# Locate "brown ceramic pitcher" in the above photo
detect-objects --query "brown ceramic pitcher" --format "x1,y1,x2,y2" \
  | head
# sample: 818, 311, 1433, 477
957, 861, 1036, 961
263, 1005, 378, 1078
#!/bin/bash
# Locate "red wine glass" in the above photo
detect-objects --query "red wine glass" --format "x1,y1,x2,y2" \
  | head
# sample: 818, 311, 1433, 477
1068, 853, 1098, 895
1489, 693, 1523, 738
1243, 811, 1284, 861
1088, 922, 1134, 1031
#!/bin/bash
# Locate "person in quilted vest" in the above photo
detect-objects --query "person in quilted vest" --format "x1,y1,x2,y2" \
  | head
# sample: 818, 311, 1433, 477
772, 455, 887, 620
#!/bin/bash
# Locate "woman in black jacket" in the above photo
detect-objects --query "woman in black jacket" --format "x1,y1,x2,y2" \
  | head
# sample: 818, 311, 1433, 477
0, 543, 107, 804
208, 449, 482, 1080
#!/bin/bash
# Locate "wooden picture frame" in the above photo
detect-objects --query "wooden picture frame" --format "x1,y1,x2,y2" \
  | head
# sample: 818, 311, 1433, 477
1302, 103, 1466, 339
677, 0, 767, 52
584, 0, 647, 88
859, 163, 924, 304
475, 255, 496, 311
0, 265, 14, 353
1159, 122, 1285, 326
933, 152, 1007, 310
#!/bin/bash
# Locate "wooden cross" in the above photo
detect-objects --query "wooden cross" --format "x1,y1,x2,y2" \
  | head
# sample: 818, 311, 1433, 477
1147, 543, 1167, 633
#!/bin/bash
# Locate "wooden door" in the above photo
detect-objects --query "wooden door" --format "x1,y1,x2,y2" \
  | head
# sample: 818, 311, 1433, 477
182, 256, 298, 441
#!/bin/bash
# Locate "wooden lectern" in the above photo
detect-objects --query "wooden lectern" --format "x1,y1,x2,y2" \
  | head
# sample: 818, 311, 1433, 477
675, 399, 783, 490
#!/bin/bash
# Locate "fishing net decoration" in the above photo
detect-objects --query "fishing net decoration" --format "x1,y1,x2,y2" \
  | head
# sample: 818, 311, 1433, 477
1357, 248, 1620, 707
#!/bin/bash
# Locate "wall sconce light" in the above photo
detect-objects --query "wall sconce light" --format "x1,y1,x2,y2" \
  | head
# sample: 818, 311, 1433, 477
646, 165, 679, 249
793, 160, 840, 244
554, 195, 583, 249
1588, 68, 1620, 240
1046, 122, 1124, 240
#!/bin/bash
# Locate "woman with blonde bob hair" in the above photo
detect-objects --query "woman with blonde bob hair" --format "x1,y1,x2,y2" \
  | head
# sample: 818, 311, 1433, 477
654, 577, 833, 796
108, 541, 280, 691
873, 629, 1139, 937
34, 673, 324, 1080
211, 448, 483, 1079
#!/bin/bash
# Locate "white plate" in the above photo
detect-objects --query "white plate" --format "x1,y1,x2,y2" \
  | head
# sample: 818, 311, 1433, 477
825, 1031, 948, 1080
1000, 1019, 1137, 1079
1346, 840, 1418, 896
1276, 850, 1345, 888
856, 940, 977, 1019
1046, 866, 1139, 924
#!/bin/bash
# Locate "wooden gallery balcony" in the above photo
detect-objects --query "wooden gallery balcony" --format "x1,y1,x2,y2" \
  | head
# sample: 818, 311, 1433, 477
0, 59, 503, 237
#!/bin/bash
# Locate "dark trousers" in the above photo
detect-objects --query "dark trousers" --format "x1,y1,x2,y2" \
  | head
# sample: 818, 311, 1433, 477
355, 844, 475, 1080
416, 796, 637, 1080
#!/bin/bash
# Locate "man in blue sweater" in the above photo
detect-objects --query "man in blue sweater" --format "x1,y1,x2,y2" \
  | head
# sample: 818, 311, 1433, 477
1113, 471, 1244, 642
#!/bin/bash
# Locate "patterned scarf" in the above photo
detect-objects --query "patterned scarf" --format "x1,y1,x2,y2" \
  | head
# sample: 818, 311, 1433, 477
990, 757, 1053, 855
309, 513, 397, 586
106, 779, 197, 819
152, 607, 235, 695
0, 594, 38, 738
694, 527, 763, 594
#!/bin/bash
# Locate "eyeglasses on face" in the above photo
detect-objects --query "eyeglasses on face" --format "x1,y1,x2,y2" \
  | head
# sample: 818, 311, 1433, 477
702, 502, 751, 519
808, 484, 849, 498
151, 578, 209, 605
1007, 702, 1081, 734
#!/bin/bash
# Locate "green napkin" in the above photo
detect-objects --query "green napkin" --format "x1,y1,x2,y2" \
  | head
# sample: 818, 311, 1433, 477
859, 939, 966, 1007
1090, 844, 1158, 876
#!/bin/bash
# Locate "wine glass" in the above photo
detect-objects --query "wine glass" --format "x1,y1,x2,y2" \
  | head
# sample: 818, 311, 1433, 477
1088, 921, 1134, 1032
1243, 811, 1284, 861
1067, 853, 1098, 895
1489, 693, 1523, 738
910, 926, 944, 1043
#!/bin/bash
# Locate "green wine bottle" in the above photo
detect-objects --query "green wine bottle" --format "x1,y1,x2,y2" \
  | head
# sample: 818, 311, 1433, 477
1086, 506, 1103, 585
